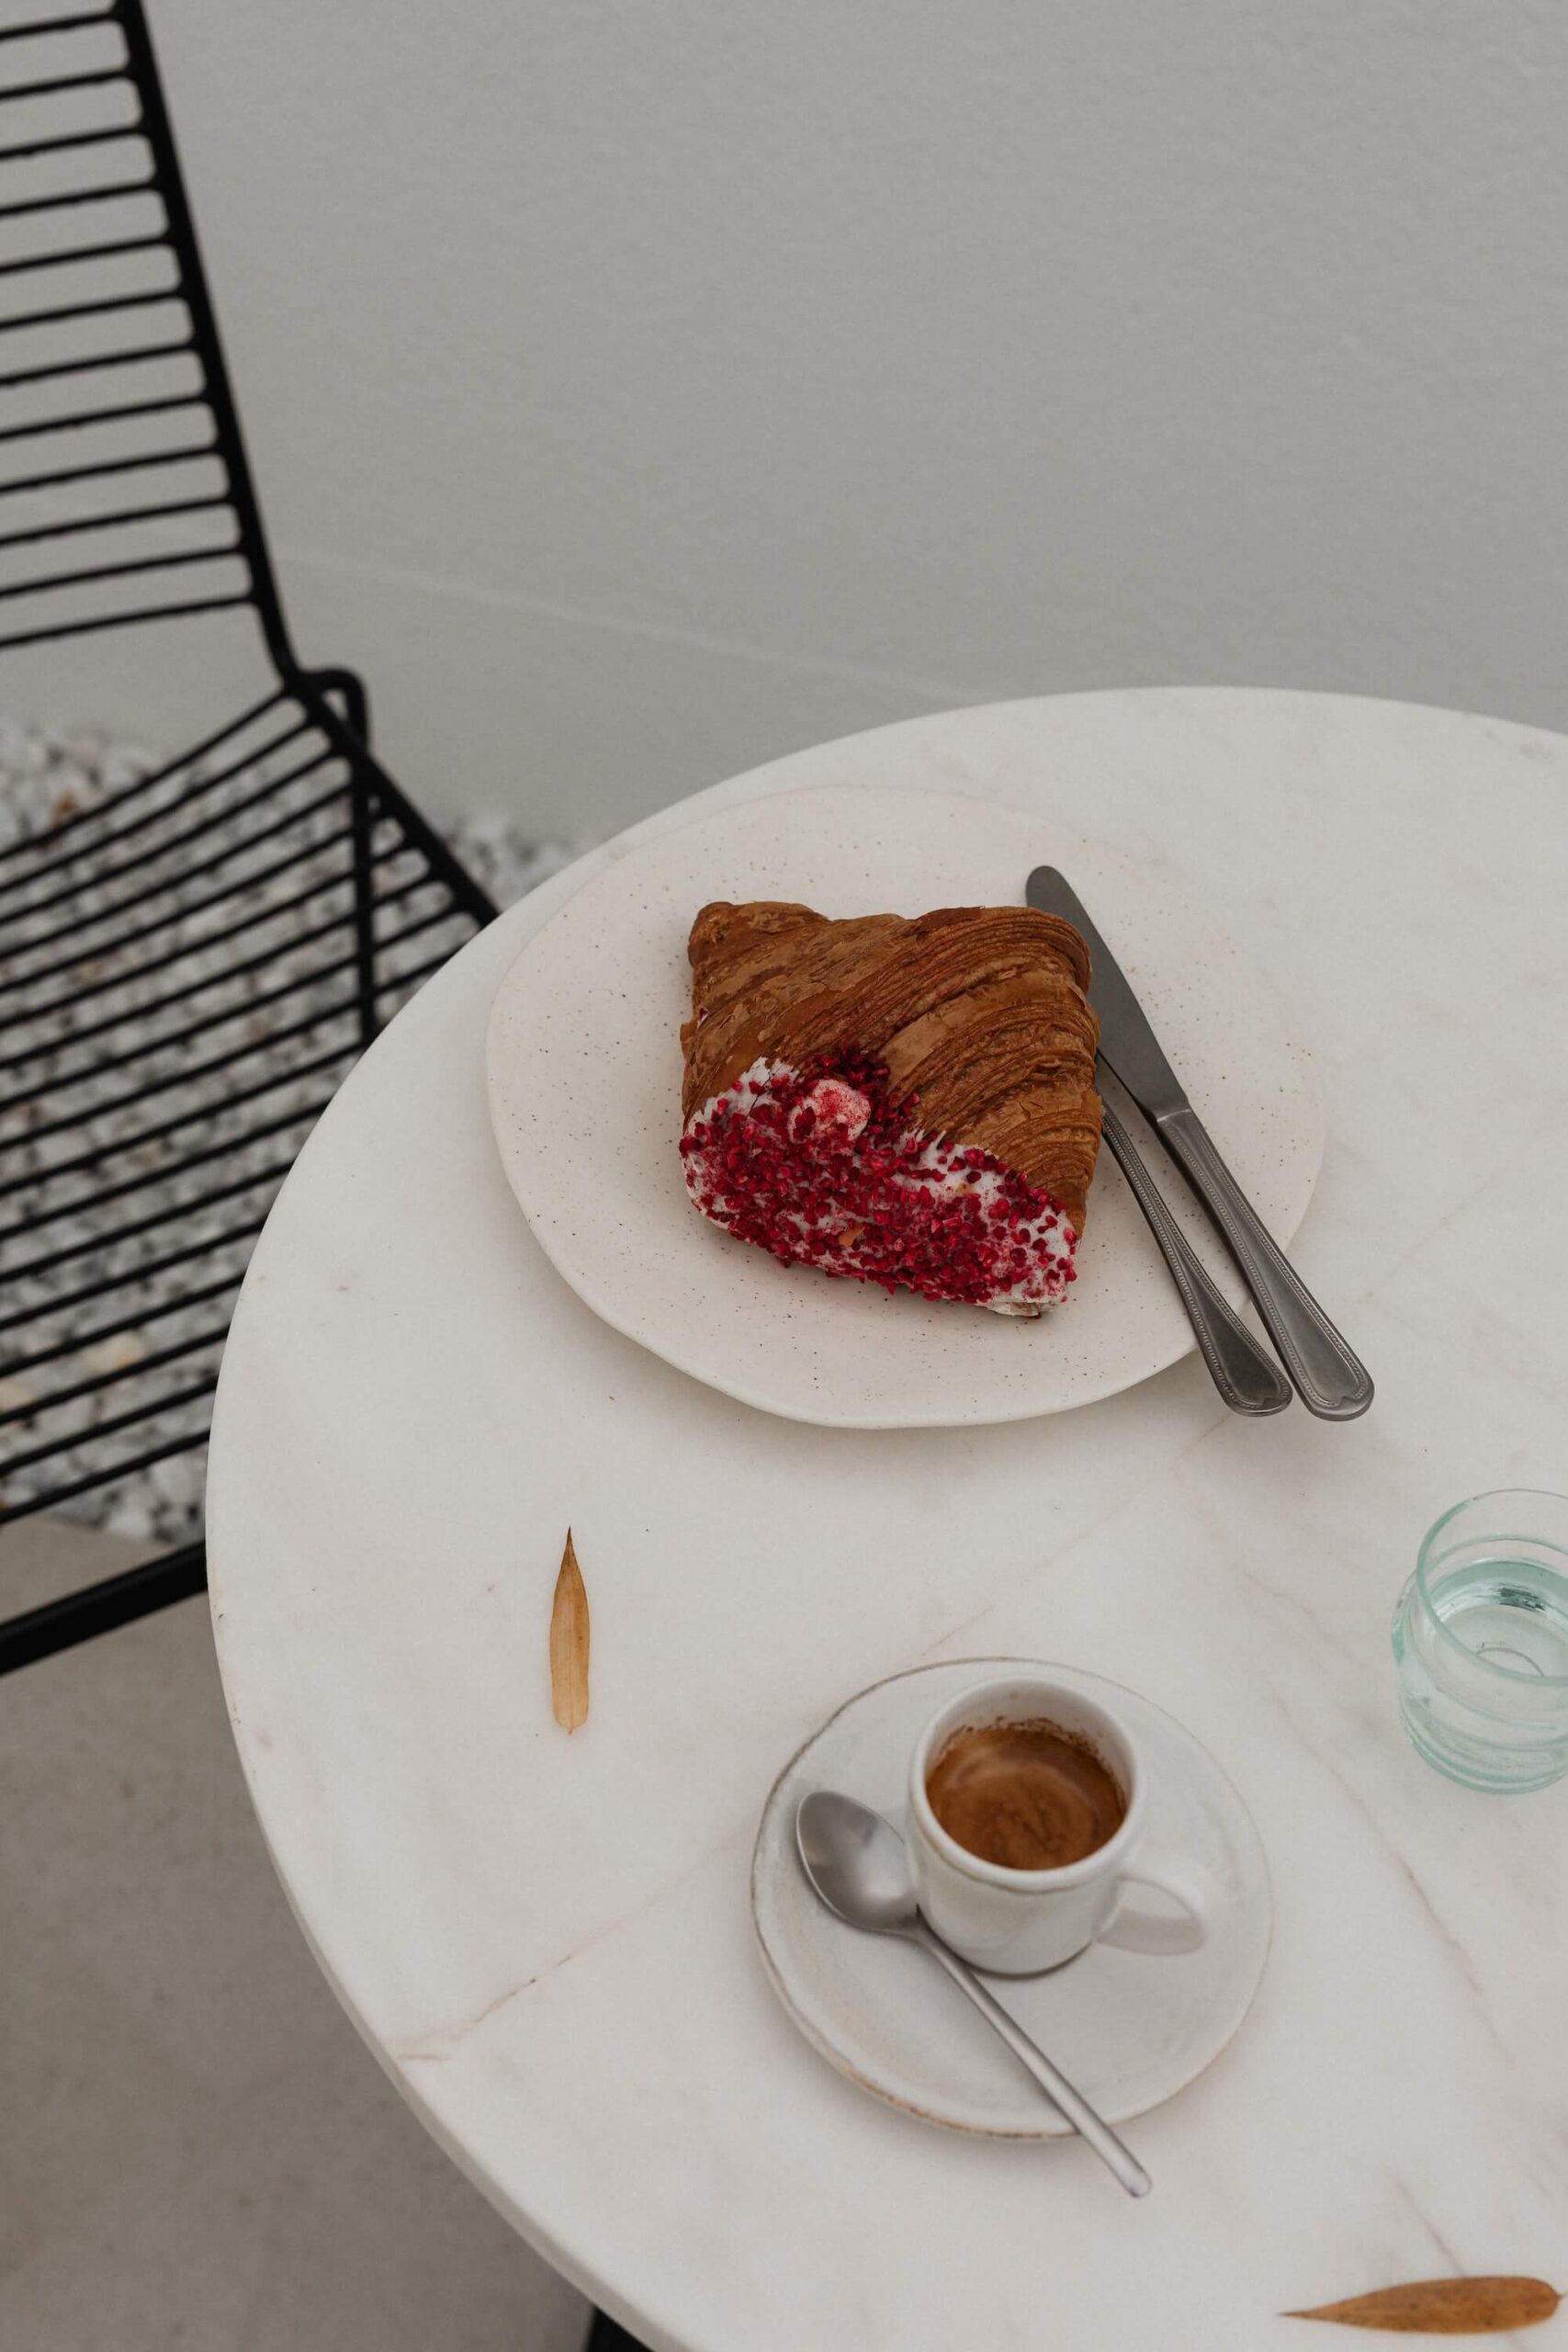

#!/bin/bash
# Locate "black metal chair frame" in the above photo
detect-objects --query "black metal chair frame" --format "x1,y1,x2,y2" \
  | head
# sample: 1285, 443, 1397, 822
0, 17, 652, 2343
0, 0, 498, 1673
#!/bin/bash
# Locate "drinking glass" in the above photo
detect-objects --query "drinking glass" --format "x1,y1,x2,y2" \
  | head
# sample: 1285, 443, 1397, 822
1392, 1489, 1568, 1792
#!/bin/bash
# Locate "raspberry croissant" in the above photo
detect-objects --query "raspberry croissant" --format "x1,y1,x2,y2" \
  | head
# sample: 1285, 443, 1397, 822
679, 899, 1101, 1315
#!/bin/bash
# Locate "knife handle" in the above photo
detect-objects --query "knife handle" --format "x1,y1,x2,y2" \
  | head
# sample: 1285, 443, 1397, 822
1154, 1107, 1372, 1420
1100, 1105, 1291, 1418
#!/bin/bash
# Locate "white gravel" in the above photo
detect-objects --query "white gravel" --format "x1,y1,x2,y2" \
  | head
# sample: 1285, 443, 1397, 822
0, 712, 581, 1552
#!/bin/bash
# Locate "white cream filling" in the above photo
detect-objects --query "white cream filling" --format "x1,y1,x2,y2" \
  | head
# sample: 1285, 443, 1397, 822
683, 1057, 1077, 1312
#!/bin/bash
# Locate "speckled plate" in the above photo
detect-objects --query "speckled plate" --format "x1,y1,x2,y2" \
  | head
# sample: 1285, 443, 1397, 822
485, 786, 1322, 1427
752, 1659, 1271, 2139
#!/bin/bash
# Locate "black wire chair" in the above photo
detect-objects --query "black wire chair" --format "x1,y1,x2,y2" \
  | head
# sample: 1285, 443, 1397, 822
0, 0, 498, 1674
0, 18, 647, 2344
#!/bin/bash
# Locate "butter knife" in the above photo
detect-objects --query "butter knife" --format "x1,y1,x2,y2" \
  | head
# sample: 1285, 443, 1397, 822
1028, 865, 1372, 1420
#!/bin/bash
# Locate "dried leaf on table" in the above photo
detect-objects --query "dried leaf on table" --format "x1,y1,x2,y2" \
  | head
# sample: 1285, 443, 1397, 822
1284, 2278, 1561, 2334
549, 1528, 591, 1732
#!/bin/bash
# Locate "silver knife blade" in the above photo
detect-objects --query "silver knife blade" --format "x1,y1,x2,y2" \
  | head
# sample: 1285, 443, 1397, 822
1026, 865, 1189, 1120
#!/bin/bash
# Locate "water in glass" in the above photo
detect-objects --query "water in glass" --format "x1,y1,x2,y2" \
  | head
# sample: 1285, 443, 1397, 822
1393, 1492, 1568, 1792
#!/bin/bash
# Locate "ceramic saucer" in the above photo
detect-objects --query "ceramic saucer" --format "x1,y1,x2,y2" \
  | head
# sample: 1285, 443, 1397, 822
751, 1657, 1270, 2138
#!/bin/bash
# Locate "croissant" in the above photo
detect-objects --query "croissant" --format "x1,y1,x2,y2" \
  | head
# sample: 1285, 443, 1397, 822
679, 899, 1101, 1316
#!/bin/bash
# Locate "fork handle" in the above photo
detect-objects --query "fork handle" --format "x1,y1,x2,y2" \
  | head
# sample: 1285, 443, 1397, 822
1155, 1106, 1372, 1420
1100, 1103, 1290, 1417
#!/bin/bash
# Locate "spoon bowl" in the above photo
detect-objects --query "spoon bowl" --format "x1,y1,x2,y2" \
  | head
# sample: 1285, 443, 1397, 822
796, 1788, 921, 1933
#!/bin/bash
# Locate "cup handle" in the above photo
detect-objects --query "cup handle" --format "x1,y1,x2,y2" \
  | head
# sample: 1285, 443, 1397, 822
1099, 1849, 1216, 1957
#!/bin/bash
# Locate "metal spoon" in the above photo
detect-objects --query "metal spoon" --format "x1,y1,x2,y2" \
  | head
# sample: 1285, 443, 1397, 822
795, 1790, 1152, 2199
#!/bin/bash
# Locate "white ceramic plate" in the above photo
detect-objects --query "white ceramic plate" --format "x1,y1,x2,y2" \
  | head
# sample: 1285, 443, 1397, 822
751, 1659, 1271, 2138
486, 786, 1322, 1427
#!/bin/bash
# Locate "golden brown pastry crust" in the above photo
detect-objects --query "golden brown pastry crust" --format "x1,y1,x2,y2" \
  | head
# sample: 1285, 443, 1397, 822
682, 900, 1101, 1232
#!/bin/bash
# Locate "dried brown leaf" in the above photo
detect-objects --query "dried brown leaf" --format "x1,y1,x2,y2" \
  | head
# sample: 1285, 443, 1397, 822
1285, 2278, 1561, 2334
549, 1528, 590, 1732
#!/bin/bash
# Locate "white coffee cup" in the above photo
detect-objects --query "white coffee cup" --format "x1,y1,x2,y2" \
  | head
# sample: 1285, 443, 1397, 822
908, 1674, 1217, 1974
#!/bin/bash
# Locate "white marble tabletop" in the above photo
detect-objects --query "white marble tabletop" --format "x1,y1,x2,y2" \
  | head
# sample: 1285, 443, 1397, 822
207, 691, 1568, 2352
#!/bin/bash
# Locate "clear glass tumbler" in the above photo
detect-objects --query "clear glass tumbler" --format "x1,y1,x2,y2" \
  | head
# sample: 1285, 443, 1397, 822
1392, 1489, 1568, 1792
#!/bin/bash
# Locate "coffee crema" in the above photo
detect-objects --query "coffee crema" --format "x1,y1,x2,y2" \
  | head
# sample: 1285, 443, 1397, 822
925, 1715, 1125, 1871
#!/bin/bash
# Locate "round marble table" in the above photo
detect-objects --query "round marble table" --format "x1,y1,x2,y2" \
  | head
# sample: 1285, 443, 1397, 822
207, 691, 1568, 2352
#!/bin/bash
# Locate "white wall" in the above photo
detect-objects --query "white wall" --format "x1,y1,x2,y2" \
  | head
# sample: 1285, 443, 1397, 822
14, 1, 1568, 833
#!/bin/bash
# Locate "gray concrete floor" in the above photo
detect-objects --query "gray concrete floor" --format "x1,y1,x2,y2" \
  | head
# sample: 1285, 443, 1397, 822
0, 1521, 591, 2352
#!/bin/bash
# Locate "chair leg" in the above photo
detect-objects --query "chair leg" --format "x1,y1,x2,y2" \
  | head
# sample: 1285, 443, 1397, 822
587, 2312, 648, 2350
295, 665, 379, 1046
0, 1544, 208, 1677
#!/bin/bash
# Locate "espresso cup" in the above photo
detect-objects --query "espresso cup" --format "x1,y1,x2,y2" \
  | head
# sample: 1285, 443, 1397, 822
908, 1674, 1216, 1974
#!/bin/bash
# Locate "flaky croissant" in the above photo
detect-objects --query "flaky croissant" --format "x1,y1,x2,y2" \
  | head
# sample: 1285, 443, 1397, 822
679, 900, 1101, 1315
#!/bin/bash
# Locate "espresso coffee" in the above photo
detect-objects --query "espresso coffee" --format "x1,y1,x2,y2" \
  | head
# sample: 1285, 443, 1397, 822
925, 1715, 1126, 1871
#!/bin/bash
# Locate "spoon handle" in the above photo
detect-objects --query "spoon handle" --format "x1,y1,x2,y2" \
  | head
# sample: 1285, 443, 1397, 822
910, 1921, 1152, 2198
